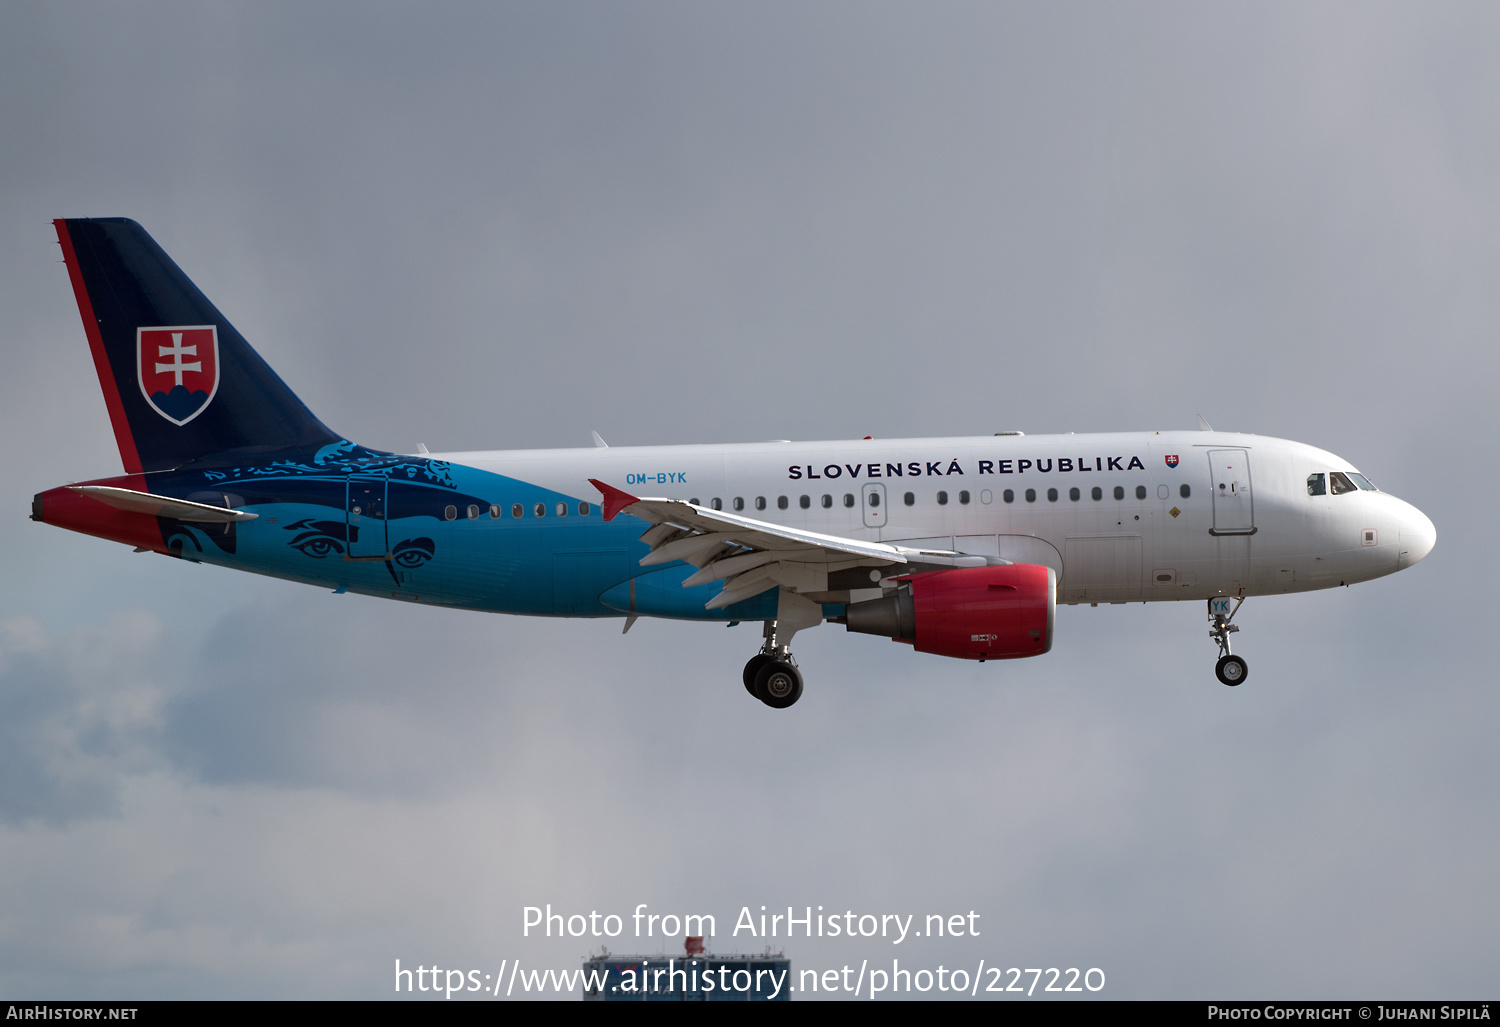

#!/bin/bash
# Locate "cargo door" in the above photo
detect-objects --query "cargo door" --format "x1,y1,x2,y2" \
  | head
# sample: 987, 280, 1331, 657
1063, 535, 1142, 599
1209, 450, 1255, 535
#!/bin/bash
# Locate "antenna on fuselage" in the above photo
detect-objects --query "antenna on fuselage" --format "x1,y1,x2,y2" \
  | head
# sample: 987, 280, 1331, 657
1196, 414, 1214, 432
591, 431, 609, 448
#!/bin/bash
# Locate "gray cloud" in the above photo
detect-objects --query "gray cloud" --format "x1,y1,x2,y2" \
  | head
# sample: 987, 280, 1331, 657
0, 614, 173, 824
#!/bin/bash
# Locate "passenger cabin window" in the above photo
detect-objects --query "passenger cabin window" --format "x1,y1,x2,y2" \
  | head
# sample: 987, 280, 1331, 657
444, 505, 457, 521
868, 492, 880, 507
800, 495, 811, 509
821, 495, 833, 509
1135, 485, 1147, 500
489, 504, 501, 518
467, 504, 479, 520
903, 492, 915, 506
1113, 485, 1125, 501
579, 501, 591, 516
778, 496, 788, 510
733, 497, 744, 511
755, 496, 766, 511
1003, 489, 1015, 503
1307, 473, 1326, 496
1025, 488, 1036, 502
533, 502, 545, 517
843, 493, 855, 508
711, 498, 723, 510
556, 502, 567, 516
1180, 484, 1191, 499
1091, 486, 1102, 501
512, 503, 523, 518
937, 491, 948, 505
1330, 471, 1358, 495
959, 490, 971, 504
1069, 487, 1080, 501
1047, 488, 1058, 502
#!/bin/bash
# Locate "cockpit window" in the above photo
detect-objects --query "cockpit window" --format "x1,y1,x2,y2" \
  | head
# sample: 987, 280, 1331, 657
1307, 473, 1325, 496
1347, 472, 1377, 491
1329, 471, 1358, 495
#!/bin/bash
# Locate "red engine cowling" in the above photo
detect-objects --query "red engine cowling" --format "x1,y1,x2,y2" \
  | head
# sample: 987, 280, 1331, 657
843, 564, 1055, 661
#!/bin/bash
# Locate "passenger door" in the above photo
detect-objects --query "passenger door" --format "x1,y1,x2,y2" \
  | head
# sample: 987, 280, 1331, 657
1208, 450, 1255, 535
346, 476, 388, 558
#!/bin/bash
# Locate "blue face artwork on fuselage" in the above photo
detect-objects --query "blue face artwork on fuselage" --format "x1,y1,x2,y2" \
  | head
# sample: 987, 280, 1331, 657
283, 518, 436, 584
145, 439, 635, 615
286, 518, 351, 558
153, 443, 487, 579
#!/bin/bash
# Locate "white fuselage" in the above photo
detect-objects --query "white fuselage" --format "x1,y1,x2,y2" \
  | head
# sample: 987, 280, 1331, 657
441, 430, 1436, 606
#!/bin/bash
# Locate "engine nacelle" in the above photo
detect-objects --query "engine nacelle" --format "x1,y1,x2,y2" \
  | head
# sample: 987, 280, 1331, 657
843, 564, 1055, 661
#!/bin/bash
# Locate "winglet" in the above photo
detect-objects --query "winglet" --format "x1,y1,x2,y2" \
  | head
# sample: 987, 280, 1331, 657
589, 479, 639, 521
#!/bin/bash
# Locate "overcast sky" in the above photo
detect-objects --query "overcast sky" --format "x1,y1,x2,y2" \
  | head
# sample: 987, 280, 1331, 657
0, 1, 1494, 1000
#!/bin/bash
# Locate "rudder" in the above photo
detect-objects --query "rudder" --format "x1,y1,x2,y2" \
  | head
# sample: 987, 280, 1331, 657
55, 218, 340, 473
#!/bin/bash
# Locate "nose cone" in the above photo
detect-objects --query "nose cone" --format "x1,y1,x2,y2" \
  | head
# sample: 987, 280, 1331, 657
1396, 502, 1436, 569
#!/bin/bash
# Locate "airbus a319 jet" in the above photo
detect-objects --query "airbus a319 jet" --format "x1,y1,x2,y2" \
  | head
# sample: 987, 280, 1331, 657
32, 219, 1436, 708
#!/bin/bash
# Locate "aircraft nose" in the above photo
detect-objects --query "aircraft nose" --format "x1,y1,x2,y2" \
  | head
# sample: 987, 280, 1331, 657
1396, 501, 1436, 569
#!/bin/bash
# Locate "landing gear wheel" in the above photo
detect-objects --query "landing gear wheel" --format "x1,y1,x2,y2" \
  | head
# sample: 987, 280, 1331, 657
743, 653, 774, 696
741, 653, 774, 692
1216, 654, 1248, 687
754, 660, 803, 709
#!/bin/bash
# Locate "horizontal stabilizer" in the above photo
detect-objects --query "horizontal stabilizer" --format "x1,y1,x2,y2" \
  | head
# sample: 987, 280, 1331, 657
69, 485, 258, 523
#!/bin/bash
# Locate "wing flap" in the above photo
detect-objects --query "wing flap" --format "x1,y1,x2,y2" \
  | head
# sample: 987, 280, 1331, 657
587, 479, 998, 612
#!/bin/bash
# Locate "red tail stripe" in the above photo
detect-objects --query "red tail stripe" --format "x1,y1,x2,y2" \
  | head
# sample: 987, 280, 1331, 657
54, 219, 143, 475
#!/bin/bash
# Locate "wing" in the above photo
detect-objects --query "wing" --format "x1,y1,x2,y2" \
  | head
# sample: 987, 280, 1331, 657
590, 479, 991, 610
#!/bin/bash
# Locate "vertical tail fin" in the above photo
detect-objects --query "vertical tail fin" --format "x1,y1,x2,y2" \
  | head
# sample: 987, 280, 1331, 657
55, 218, 340, 473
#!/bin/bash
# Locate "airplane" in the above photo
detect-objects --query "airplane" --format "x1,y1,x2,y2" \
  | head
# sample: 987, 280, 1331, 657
31, 218, 1437, 708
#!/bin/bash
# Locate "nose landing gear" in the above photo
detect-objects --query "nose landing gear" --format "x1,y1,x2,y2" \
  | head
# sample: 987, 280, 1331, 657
1209, 597, 1248, 686
742, 619, 804, 708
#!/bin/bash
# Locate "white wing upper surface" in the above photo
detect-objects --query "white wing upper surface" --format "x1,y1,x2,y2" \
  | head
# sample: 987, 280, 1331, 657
590, 480, 988, 610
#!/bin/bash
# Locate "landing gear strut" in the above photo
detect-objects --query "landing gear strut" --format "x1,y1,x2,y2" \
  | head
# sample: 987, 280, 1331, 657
742, 619, 804, 708
1209, 597, 1248, 686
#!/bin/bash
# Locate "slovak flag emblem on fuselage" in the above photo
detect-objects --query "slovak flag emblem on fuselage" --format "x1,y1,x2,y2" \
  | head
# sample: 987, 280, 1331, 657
1165, 454, 1179, 468
137, 326, 220, 425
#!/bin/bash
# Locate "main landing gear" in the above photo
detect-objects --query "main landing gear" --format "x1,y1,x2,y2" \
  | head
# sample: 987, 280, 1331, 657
1209, 597, 1248, 686
743, 620, 804, 709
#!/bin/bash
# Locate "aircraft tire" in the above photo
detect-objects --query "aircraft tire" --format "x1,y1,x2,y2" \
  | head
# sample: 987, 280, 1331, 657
754, 661, 803, 709
1215, 654, 1248, 687
743, 653, 774, 695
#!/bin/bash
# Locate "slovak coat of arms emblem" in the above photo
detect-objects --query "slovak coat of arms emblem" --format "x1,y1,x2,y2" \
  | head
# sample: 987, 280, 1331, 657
1165, 454, 1180, 468
137, 325, 220, 425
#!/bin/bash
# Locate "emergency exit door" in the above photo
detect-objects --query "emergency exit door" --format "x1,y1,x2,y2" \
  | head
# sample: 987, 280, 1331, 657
1208, 450, 1255, 535
861, 482, 887, 529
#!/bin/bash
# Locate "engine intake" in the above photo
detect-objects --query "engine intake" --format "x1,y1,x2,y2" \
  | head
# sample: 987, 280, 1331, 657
844, 564, 1055, 661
